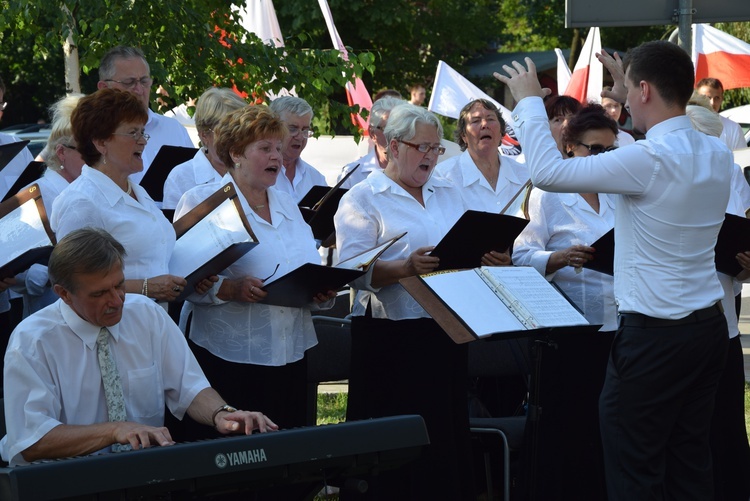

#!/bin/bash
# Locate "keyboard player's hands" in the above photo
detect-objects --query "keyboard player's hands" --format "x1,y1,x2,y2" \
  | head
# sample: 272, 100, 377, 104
215, 411, 279, 435
115, 422, 175, 449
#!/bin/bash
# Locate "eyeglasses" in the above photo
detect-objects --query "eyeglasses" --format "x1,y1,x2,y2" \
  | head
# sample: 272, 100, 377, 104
113, 131, 150, 142
287, 126, 314, 138
104, 76, 153, 89
400, 140, 446, 156
1, 102, 6, 111
577, 142, 617, 155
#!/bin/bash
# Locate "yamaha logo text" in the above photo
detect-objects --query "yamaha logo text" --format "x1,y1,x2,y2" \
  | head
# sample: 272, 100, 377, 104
215, 448, 268, 469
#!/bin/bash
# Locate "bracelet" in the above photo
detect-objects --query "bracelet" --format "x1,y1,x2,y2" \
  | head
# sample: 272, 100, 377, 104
141, 278, 148, 297
211, 404, 238, 428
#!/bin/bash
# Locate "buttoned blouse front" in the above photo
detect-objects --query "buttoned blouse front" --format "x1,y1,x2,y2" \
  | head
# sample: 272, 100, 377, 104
436, 150, 529, 215
174, 173, 321, 366
162, 148, 222, 210
513, 190, 617, 331
50, 166, 175, 281
0, 294, 209, 466
273, 158, 328, 203
334, 170, 468, 320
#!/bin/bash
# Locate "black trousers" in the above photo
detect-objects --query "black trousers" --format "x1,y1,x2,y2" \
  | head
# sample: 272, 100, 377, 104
599, 311, 728, 501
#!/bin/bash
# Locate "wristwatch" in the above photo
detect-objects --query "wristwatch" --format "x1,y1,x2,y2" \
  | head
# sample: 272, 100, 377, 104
211, 404, 238, 427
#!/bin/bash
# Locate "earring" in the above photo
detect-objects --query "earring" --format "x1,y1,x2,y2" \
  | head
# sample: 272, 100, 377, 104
103, 155, 107, 165
234, 162, 240, 169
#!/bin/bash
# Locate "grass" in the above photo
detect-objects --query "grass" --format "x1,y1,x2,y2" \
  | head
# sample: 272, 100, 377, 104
316, 391, 348, 425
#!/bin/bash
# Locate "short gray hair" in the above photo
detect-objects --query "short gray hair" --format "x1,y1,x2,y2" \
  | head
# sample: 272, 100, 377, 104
194, 87, 247, 134
49, 228, 126, 293
369, 97, 404, 129
99, 46, 150, 81
44, 93, 85, 171
383, 103, 443, 146
269, 96, 313, 119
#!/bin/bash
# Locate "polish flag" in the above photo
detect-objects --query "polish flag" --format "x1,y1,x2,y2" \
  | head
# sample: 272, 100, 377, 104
564, 27, 603, 104
555, 48, 572, 96
318, 0, 373, 134
428, 60, 521, 155
692, 24, 750, 91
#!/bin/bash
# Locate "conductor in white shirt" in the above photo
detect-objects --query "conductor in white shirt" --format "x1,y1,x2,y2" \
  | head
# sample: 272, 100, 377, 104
97, 46, 194, 184
0, 228, 276, 466
495, 41, 732, 501
268, 96, 328, 202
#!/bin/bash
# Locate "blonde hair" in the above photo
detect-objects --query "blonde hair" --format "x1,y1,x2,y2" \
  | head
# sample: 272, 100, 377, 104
44, 93, 85, 171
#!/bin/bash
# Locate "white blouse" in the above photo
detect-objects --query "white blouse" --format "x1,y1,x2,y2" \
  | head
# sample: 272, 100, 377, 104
51, 166, 175, 281
273, 158, 328, 203
435, 150, 529, 216
175, 173, 323, 366
334, 170, 468, 320
513, 189, 617, 331
162, 148, 221, 210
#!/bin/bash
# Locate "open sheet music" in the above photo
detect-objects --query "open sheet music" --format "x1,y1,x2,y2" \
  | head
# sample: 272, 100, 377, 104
0, 183, 56, 279
261, 232, 405, 308
401, 266, 589, 343
298, 166, 357, 242
170, 183, 258, 300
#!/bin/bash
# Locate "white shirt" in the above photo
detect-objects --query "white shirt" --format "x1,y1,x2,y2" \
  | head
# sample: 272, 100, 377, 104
51, 166, 176, 281
720, 115, 747, 151
513, 190, 617, 331
0, 133, 35, 198
175, 173, 323, 366
731, 163, 750, 212
22, 168, 70, 216
513, 97, 732, 319
274, 158, 328, 203
1, 294, 209, 466
337, 149, 383, 189
162, 148, 220, 210
616, 129, 635, 147
129, 109, 194, 185
334, 170, 468, 320
436, 150, 529, 215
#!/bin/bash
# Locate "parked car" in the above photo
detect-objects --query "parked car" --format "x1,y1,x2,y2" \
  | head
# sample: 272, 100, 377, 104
1, 123, 51, 159
720, 105, 750, 147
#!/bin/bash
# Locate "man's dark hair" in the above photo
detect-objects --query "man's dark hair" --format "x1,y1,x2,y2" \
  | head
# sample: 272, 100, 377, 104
695, 77, 724, 92
623, 41, 694, 108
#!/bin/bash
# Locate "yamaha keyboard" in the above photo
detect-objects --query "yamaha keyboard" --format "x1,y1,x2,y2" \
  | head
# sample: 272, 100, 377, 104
0, 415, 428, 500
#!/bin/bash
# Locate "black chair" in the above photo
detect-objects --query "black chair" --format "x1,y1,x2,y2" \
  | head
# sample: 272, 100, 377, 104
306, 316, 352, 426
468, 337, 530, 501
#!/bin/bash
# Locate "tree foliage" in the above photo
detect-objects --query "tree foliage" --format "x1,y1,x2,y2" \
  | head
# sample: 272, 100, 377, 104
0, 0, 375, 136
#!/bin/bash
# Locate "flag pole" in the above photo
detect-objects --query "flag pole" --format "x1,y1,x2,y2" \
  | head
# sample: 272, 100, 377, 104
676, 0, 694, 52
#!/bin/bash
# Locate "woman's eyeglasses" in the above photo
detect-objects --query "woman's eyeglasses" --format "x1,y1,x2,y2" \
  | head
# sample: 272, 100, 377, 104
578, 142, 617, 155
400, 140, 446, 156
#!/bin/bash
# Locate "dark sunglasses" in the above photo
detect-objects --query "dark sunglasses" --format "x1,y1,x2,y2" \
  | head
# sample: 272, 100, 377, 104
578, 142, 617, 155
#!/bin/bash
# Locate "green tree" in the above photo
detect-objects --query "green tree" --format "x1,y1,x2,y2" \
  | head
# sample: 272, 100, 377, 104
0, 0, 375, 136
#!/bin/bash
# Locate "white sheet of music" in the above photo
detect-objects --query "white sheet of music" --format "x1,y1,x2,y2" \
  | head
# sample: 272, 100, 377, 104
0, 198, 52, 268
421, 270, 526, 336
169, 198, 255, 278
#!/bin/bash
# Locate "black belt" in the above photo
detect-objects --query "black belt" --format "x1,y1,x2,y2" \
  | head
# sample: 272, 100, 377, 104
619, 302, 724, 329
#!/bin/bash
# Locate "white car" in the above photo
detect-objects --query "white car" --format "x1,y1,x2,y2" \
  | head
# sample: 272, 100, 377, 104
720, 105, 750, 147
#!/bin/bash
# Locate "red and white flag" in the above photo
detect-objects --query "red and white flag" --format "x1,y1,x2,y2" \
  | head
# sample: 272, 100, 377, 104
318, 0, 373, 134
564, 27, 602, 104
555, 48, 572, 96
692, 23, 750, 90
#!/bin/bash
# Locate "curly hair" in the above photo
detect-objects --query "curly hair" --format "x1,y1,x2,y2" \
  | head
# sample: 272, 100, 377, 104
71, 88, 148, 166
454, 99, 506, 151
213, 105, 288, 168
561, 104, 619, 152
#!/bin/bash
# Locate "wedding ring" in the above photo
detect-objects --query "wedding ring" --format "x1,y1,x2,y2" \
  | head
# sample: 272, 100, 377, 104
250, 285, 256, 293
173, 286, 181, 292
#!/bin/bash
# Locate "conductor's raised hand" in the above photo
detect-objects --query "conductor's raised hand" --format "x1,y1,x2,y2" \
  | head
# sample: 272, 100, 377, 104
596, 49, 627, 103
493, 58, 551, 102
404, 246, 440, 276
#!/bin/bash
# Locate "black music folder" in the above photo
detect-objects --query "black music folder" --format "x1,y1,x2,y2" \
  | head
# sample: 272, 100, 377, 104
400, 266, 591, 344
581, 228, 614, 276
170, 183, 258, 300
0, 140, 30, 174
261, 232, 405, 308
2, 161, 46, 203
0, 183, 56, 279
139, 145, 198, 202
714, 213, 750, 276
431, 210, 529, 271
298, 166, 358, 242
